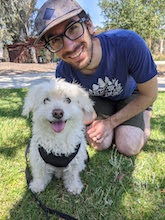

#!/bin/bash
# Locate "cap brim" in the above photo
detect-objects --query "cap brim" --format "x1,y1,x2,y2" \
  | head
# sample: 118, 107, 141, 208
34, 8, 83, 46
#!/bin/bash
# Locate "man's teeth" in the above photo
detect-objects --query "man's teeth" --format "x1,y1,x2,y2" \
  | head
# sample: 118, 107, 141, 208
70, 49, 82, 58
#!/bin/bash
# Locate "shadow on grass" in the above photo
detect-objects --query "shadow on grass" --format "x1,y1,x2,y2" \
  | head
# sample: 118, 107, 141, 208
0, 88, 27, 118
143, 116, 165, 153
0, 146, 22, 158
0, 88, 32, 158
152, 115, 165, 134
0, 70, 54, 75
8, 149, 135, 220
144, 138, 165, 152
8, 147, 165, 220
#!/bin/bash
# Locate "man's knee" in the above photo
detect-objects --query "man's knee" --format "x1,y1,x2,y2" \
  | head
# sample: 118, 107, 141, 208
115, 126, 144, 156
143, 110, 152, 144
86, 131, 114, 151
115, 142, 142, 156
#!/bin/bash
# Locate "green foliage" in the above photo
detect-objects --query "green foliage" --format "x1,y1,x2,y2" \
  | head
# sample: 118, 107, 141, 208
0, 0, 37, 43
0, 89, 165, 219
98, 0, 165, 41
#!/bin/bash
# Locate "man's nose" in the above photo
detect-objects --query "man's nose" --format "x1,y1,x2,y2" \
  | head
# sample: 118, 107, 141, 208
63, 36, 76, 50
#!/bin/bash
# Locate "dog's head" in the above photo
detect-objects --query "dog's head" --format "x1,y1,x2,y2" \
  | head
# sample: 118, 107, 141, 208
22, 79, 95, 133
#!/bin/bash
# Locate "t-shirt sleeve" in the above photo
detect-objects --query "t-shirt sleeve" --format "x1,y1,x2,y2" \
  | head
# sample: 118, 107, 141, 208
127, 31, 157, 83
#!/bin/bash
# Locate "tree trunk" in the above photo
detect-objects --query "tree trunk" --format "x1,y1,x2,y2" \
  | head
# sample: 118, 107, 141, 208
159, 38, 164, 55
29, 46, 37, 63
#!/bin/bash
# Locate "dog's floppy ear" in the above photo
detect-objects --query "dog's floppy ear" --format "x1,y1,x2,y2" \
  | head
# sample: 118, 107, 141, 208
22, 83, 43, 117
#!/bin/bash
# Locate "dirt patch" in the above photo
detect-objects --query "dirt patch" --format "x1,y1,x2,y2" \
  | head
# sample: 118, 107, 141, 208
157, 65, 165, 77
0, 62, 57, 75
0, 62, 165, 76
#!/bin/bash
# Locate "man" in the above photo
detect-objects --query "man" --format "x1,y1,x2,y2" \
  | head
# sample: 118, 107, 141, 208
34, 0, 158, 156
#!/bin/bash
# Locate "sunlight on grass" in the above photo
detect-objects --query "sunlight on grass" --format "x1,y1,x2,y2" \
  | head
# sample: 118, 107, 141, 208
132, 152, 164, 190
0, 118, 30, 146
119, 149, 165, 219
123, 189, 163, 219
120, 93, 165, 219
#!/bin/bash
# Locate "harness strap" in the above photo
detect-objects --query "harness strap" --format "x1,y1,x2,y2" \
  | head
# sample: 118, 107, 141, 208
25, 143, 78, 220
38, 143, 81, 167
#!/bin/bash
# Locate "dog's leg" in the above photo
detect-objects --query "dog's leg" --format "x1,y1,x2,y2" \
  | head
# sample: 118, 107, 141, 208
29, 148, 52, 193
63, 163, 84, 195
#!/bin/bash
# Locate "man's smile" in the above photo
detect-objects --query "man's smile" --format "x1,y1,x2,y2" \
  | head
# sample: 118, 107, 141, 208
70, 47, 83, 59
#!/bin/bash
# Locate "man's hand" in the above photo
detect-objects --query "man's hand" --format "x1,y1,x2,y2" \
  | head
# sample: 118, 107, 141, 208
87, 118, 114, 143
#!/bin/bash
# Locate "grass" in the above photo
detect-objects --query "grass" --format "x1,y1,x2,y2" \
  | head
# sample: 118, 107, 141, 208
0, 89, 165, 220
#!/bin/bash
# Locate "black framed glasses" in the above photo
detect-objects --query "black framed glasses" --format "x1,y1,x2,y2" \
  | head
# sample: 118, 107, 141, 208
45, 17, 86, 53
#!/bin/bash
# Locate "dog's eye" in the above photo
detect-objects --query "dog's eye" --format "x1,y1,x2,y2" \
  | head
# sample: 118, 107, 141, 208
65, 97, 71, 104
43, 98, 50, 104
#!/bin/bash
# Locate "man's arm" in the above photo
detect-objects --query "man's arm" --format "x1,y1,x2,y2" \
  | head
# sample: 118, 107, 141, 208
87, 75, 158, 142
109, 75, 158, 128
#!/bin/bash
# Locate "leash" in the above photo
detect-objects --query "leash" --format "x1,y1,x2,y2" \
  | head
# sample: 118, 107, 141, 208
25, 144, 78, 220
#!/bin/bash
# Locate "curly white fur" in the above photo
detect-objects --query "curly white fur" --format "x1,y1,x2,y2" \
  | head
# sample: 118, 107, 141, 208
22, 79, 94, 195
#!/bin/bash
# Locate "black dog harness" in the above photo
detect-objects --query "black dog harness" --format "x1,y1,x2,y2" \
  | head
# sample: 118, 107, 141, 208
38, 144, 81, 167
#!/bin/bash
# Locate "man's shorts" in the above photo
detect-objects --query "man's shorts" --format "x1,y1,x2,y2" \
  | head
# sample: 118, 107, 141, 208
90, 91, 146, 131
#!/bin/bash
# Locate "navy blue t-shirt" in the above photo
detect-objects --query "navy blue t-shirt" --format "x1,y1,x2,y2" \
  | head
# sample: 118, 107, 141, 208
56, 29, 157, 101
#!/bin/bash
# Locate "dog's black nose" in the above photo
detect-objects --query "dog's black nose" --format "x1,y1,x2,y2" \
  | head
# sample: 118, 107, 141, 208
52, 109, 64, 119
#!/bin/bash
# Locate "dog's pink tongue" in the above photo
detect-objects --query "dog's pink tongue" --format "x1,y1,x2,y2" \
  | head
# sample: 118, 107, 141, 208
51, 121, 65, 133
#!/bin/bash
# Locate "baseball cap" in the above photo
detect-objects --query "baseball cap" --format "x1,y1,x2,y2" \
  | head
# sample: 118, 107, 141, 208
34, 0, 83, 45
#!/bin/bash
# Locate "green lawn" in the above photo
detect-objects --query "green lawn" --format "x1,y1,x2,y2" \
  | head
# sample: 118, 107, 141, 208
0, 89, 165, 220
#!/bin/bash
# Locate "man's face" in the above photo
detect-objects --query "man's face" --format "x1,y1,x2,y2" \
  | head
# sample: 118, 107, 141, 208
45, 16, 94, 70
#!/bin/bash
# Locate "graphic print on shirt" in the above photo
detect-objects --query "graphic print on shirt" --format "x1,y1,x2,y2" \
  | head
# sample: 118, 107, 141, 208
89, 76, 123, 97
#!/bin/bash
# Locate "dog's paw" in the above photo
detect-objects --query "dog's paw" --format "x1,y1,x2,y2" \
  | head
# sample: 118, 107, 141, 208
66, 181, 83, 195
29, 180, 46, 193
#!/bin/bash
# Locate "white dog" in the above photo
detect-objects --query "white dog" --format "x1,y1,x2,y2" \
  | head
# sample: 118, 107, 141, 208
22, 79, 95, 195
